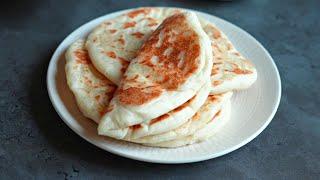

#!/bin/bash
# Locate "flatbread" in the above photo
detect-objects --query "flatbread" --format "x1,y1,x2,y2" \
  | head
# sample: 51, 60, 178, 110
130, 92, 232, 144
66, 8, 257, 148
102, 81, 211, 140
144, 99, 231, 148
86, 7, 180, 85
98, 12, 213, 135
200, 19, 257, 94
87, 7, 257, 93
65, 39, 116, 123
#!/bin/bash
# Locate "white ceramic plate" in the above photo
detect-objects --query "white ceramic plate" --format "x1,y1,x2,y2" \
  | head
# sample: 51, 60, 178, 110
47, 8, 281, 164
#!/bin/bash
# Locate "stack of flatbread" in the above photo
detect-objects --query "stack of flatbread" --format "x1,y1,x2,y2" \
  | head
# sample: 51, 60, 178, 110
65, 8, 257, 148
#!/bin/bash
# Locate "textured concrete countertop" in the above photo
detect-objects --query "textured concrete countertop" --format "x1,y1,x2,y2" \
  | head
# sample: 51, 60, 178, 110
0, 0, 319, 179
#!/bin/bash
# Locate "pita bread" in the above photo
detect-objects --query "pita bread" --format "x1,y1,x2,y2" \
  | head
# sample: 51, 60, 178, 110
200, 19, 257, 94
65, 8, 257, 148
144, 99, 231, 148
65, 39, 116, 123
86, 7, 180, 85
98, 12, 213, 135
130, 92, 232, 144
87, 7, 256, 93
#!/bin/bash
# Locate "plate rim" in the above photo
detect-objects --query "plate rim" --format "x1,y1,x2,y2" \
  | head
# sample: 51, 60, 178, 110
46, 7, 281, 164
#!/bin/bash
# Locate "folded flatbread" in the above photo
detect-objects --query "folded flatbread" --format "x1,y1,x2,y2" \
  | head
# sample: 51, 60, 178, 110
86, 8, 180, 84
86, 7, 257, 94
200, 19, 257, 94
65, 8, 257, 148
65, 39, 116, 123
98, 12, 213, 135
101, 81, 211, 139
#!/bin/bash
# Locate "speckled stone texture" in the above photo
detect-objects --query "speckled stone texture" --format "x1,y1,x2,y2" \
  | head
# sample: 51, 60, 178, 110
0, 0, 319, 179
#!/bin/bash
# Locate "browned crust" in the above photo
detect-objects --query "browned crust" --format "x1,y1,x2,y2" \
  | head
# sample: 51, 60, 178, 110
74, 49, 91, 64
117, 13, 201, 105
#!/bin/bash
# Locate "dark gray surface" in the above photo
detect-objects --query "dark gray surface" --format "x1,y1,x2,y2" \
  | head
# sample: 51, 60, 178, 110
0, 0, 319, 179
